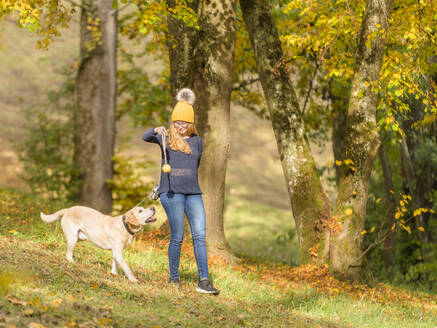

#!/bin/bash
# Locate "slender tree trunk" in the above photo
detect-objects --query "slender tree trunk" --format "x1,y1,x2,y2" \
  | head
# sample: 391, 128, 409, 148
240, 0, 330, 263
400, 138, 430, 246
378, 135, 396, 268
330, 0, 393, 281
191, 0, 237, 260
329, 78, 349, 185
74, 0, 117, 214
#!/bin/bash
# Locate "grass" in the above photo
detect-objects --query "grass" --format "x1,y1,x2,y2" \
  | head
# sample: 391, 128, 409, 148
0, 188, 436, 328
224, 198, 299, 266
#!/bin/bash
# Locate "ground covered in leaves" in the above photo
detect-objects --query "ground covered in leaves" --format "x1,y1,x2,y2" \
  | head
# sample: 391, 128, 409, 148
0, 189, 436, 327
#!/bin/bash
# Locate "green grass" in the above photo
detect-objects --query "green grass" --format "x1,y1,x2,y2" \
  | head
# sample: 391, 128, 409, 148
224, 198, 299, 266
0, 188, 436, 328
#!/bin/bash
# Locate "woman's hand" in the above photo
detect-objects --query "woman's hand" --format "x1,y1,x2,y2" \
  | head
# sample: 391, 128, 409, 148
154, 126, 166, 135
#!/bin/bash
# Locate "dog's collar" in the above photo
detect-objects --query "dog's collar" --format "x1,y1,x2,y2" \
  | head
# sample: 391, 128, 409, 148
122, 215, 137, 236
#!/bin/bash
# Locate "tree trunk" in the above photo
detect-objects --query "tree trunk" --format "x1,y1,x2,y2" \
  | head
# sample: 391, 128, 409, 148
74, 0, 117, 214
329, 78, 349, 185
330, 0, 393, 281
240, 0, 330, 263
378, 134, 396, 268
400, 138, 430, 246
166, 0, 199, 98
190, 0, 237, 261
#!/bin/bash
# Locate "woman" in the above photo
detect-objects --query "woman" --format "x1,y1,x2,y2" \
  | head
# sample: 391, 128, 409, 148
142, 88, 219, 295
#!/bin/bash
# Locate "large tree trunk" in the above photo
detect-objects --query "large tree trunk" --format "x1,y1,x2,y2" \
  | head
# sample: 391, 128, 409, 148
74, 0, 117, 214
190, 0, 237, 260
378, 134, 396, 268
330, 0, 393, 281
166, 0, 199, 97
240, 0, 330, 264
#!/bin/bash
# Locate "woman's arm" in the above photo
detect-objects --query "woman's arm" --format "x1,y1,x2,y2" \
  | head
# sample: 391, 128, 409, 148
142, 128, 163, 144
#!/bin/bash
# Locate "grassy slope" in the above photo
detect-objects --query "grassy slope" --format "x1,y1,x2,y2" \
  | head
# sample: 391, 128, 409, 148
0, 189, 436, 328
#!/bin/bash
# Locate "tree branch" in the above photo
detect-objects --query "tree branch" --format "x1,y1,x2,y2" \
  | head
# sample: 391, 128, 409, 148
232, 78, 260, 91
301, 59, 319, 116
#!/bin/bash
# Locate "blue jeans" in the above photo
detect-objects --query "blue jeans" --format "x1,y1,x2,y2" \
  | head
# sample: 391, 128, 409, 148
160, 193, 209, 280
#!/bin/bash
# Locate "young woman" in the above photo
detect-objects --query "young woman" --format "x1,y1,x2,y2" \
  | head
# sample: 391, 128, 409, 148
142, 88, 219, 295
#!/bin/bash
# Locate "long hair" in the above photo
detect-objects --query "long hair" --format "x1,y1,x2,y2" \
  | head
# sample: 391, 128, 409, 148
168, 123, 198, 154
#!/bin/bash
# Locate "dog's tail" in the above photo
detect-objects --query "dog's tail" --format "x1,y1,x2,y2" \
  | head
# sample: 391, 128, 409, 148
40, 209, 68, 223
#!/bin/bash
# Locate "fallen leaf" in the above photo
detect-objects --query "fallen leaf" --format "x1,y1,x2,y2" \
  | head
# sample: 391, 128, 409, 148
417, 226, 424, 231
345, 209, 353, 215
23, 309, 34, 316
6, 295, 27, 306
28, 323, 46, 328
51, 298, 63, 307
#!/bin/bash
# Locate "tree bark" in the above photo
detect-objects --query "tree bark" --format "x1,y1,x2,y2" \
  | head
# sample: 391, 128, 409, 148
330, 0, 393, 281
400, 138, 430, 246
329, 78, 349, 185
190, 0, 237, 260
240, 0, 330, 263
74, 0, 117, 214
378, 134, 396, 268
166, 0, 199, 98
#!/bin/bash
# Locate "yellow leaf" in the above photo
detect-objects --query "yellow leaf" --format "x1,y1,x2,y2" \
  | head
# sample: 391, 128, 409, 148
417, 226, 424, 231
390, 190, 395, 194
335, 160, 342, 166
344, 159, 353, 165
51, 299, 63, 307
8, 230, 17, 234
24, 309, 34, 316
395, 212, 401, 219
345, 209, 353, 215
352, 191, 357, 196
370, 226, 375, 232
361, 230, 367, 235
92, 282, 98, 290
400, 200, 404, 206
405, 226, 411, 234
376, 198, 382, 204
430, 209, 435, 213
391, 224, 396, 231
28, 323, 46, 328
413, 209, 422, 216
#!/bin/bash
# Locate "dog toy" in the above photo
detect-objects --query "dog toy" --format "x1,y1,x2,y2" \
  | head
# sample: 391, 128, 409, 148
162, 164, 171, 173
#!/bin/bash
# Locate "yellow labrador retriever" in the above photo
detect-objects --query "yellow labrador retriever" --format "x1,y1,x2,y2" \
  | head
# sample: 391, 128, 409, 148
40, 205, 156, 282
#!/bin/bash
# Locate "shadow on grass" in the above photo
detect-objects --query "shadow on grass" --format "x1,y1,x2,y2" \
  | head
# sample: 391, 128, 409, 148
0, 235, 352, 328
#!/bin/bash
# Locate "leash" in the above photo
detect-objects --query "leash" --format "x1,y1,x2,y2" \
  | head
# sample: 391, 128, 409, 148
123, 129, 168, 213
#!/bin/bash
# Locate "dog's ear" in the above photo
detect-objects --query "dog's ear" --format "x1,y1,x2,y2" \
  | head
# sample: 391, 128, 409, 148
125, 210, 140, 225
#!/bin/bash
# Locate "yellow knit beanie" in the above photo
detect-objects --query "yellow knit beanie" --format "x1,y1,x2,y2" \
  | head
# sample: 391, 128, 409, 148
171, 88, 195, 123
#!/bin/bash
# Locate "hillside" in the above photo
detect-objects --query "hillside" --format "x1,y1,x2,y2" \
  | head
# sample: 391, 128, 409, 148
0, 189, 435, 328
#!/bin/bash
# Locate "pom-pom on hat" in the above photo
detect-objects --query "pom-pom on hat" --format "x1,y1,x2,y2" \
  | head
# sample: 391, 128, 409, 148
171, 88, 195, 123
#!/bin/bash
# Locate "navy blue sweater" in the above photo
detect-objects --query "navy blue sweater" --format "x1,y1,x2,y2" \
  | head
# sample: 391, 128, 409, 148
142, 128, 202, 195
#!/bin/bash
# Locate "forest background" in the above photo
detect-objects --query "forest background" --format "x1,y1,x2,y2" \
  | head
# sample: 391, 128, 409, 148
0, 0, 436, 327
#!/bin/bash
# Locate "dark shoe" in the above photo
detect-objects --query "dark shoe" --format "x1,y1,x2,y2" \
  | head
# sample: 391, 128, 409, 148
168, 278, 181, 287
196, 279, 219, 295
